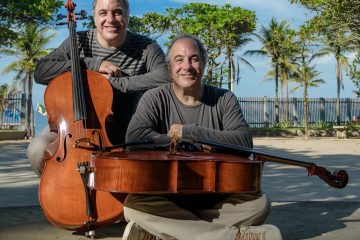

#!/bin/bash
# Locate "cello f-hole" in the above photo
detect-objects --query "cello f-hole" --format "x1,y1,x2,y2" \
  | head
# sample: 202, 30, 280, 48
56, 133, 72, 162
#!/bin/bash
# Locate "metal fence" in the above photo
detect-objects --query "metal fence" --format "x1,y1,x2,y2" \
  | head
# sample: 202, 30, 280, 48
238, 97, 360, 128
0, 95, 22, 129
1, 95, 360, 130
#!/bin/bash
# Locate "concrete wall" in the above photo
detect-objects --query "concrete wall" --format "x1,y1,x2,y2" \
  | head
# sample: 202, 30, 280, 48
0, 131, 27, 141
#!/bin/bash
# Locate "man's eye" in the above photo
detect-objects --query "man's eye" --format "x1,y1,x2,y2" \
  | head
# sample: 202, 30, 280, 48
98, 11, 107, 16
191, 57, 200, 63
114, 10, 124, 16
174, 58, 183, 63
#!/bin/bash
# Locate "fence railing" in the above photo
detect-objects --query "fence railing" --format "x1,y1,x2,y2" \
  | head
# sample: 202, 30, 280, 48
0, 95, 22, 129
1, 96, 360, 130
238, 97, 360, 128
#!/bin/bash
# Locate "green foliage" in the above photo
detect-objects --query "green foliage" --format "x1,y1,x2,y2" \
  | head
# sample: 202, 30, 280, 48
0, 84, 18, 98
309, 120, 330, 129
0, 0, 62, 47
292, 64, 325, 92
349, 52, 360, 97
273, 120, 292, 128
290, 0, 359, 49
245, 18, 296, 124
136, 3, 256, 87
1, 23, 55, 137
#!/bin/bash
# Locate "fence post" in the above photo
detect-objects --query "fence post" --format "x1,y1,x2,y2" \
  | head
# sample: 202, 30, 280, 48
20, 93, 26, 132
346, 98, 351, 123
320, 97, 325, 123
293, 97, 298, 127
264, 96, 269, 128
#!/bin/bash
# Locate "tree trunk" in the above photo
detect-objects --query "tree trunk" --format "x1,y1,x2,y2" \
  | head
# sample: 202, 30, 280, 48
304, 82, 309, 140
26, 73, 34, 138
286, 81, 289, 122
335, 51, 341, 125
20, 94, 26, 133
275, 63, 279, 124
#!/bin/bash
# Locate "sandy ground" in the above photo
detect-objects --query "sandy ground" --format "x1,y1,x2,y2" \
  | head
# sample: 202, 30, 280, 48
0, 137, 359, 240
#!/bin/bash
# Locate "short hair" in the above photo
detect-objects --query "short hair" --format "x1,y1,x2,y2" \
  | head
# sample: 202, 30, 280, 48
166, 34, 208, 65
93, 0, 130, 20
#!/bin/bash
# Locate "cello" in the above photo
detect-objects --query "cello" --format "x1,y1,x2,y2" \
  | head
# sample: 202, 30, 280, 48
88, 137, 348, 194
38, 0, 122, 235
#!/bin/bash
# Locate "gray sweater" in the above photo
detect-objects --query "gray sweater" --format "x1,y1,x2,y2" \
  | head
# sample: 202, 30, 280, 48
126, 84, 253, 149
34, 30, 171, 144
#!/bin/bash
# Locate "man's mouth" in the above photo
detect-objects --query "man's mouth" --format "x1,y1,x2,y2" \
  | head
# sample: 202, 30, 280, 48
180, 74, 197, 80
104, 26, 121, 32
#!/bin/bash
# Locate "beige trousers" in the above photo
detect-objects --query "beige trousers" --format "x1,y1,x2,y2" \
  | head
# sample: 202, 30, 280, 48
124, 193, 270, 240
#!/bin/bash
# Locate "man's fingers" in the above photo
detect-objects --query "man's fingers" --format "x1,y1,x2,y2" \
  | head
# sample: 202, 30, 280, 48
99, 61, 121, 76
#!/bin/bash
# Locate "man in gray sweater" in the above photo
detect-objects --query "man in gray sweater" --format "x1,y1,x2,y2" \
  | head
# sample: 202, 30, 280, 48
27, 0, 171, 176
123, 35, 282, 240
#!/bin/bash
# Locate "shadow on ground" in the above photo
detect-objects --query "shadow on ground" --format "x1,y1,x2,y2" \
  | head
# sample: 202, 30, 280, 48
266, 201, 360, 240
1, 139, 359, 239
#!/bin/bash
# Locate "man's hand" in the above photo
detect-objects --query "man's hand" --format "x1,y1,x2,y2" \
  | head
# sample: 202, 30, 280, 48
168, 124, 183, 139
99, 60, 122, 79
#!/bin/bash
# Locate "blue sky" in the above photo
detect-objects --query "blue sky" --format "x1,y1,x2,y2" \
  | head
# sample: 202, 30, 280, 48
0, 0, 357, 109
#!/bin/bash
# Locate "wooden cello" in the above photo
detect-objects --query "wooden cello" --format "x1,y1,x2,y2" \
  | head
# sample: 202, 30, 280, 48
38, 0, 122, 235
88, 138, 348, 194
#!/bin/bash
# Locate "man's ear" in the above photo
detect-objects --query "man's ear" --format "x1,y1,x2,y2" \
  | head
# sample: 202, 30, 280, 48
167, 63, 171, 72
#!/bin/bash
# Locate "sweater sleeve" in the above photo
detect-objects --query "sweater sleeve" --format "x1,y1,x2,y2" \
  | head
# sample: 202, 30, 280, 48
125, 89, 171, 147
182, 91, 253, 149
108, 41, 172, 92
34, 38, 72, 85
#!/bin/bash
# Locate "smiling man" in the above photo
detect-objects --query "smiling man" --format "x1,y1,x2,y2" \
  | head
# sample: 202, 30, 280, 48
126, 35, 253, 149
27, 0, 171, 176
124, 35, 282, 240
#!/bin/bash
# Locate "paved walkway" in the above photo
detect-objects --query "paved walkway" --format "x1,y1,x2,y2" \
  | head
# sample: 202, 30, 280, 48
0, 138, 359, 240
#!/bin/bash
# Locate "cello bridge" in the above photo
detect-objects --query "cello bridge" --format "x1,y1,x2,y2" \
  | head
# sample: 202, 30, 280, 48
74, 138, 101, 151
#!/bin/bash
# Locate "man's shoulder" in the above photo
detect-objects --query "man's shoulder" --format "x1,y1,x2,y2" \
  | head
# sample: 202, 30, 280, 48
127, 31, 155, 44
146, 84, 171, 96
204, 84, 230, 95
76, 30, 93, 37
203, 84, 236, 104
76, 30, 94, 42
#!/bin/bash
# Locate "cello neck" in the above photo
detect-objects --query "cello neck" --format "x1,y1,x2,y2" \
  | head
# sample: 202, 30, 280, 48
65, 0, 87, 121
196, 138, 348, 189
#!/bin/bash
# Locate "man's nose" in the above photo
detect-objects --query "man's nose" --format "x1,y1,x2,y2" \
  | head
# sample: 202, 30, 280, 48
181, 59, 192, 70
106, 13, 116, 22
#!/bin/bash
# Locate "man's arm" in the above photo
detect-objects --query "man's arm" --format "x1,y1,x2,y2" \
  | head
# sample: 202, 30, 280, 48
108, 41, 172, 92
182, 92, 253, 149
34, 38, 73, 85
34, 35, 104, 85
125, 89, 170, 147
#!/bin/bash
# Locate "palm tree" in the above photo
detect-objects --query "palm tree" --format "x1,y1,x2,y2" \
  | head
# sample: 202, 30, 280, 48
315, 42, 352, 125
264, 55, 298, 122
245, 18, 295, 123
224, 33, 255, 92
292, 64, 326, 139
1, 23, 55, 138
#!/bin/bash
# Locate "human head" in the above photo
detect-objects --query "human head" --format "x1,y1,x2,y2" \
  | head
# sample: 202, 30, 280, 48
166, 34, 208, 66
166, 35, 207, 91
93, 0, 130, 48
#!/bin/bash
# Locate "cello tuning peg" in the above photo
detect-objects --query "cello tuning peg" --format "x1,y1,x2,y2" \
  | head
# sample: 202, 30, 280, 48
80, 10, 87, 18
76, 10, 87, 20
56, 14, 66, 22
56, 14, 67, 20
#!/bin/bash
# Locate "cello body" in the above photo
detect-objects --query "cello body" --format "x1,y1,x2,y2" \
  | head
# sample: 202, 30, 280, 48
89, 151, 263, 194
39, 70, 123, 230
